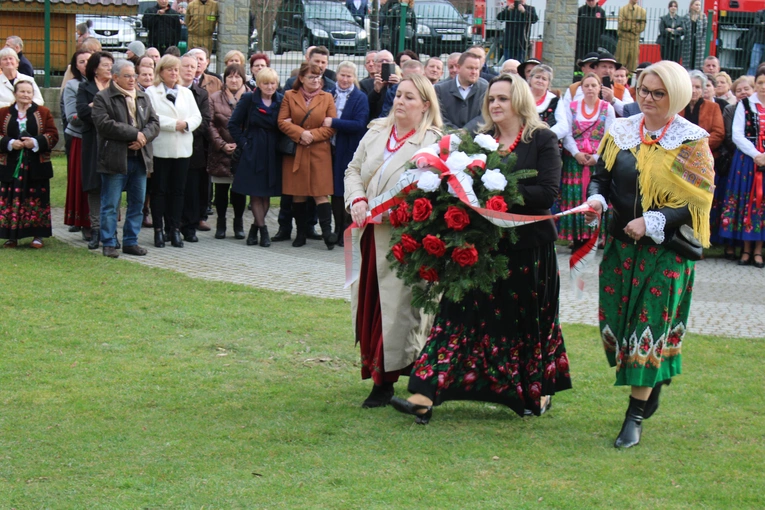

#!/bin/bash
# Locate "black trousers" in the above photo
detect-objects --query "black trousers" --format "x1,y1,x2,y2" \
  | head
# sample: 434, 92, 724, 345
151, 157, 190, 232
182, 166, 203, 235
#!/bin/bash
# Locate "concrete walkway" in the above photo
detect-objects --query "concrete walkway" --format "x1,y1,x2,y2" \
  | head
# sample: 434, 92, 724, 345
51, 208, 765, 339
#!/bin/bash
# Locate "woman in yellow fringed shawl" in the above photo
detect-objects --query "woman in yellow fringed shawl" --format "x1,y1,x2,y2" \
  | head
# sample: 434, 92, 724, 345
584, 61, 714, 449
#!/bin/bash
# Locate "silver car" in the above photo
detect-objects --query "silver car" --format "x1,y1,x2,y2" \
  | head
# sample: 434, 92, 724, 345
76, 15, 137, 52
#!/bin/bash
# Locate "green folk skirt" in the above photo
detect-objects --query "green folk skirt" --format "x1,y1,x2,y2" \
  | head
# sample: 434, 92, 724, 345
598, 236, 695, 387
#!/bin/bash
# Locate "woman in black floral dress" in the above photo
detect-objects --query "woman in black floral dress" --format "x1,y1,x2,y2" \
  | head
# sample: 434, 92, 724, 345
390, 74, 571, 424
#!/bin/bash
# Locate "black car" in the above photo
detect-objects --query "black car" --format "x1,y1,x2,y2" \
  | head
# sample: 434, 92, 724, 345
414, 0, 471, 56
272, 0, 368, 56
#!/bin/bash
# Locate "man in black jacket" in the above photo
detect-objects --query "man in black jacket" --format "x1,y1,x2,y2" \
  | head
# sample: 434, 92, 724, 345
576, 0, 606, 64
92, 60, 160, 258
4, 36, 33, 77
498, 0, 538, 62
143, 0, 182, 55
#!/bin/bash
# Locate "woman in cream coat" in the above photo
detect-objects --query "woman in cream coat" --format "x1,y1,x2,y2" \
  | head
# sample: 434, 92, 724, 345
344, 74, 443, 409
145, 54, 202, 248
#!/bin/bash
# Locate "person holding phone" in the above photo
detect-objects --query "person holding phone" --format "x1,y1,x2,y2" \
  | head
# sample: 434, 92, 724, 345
595, 52, 633, 117
0, 80, 58, 248
367, 50, 399, 119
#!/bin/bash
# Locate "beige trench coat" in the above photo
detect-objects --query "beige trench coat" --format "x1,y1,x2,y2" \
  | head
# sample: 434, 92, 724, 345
344, 120, 440, 372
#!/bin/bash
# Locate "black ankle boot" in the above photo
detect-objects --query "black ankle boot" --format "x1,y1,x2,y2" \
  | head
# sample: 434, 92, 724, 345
362, 382, 395, 408
215, 216, 226, 239
317, 202, 338, 250
643, 379, 671, 419
154, 229, 165, 248
87, 230, 100, 250
271, 226, 291, 242
170, 229, 184, 248
246, 225, 258, 246
614, 396, 646, 449
259, 226, 271, 247
292, 202, 307, 247
233, 217, 245, 240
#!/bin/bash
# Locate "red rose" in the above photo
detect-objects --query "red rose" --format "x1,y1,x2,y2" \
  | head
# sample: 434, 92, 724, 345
389, 203, 411, 227
412, 197, 433, 222
451, 244, 479, 267
391, 243, 405, 263
419, 265, 439, 282
485, 195, 508, 213
422, 234, 446, 257
400, 234, 421, 253
444, 206, 470, 231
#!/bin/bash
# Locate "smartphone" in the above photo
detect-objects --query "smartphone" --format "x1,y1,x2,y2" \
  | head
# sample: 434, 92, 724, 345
602, 76, 612, 88
381, 63, 396, 83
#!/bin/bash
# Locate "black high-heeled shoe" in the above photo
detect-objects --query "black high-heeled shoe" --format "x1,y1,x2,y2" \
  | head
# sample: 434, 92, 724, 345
390, 396, 433, 425
754, 253, 765, 269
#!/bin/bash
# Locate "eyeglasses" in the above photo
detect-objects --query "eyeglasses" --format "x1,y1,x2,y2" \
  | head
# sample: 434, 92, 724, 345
304, 75, 322, 82
637, 86, 667, 101
120, 74, 138, 80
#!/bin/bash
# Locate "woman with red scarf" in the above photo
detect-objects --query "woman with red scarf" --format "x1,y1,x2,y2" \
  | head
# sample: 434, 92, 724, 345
719, 67, 765, 268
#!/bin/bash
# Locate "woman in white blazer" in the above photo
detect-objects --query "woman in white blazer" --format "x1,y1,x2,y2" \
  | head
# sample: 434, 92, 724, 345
145, 54, 202, 248
0, 47, 44, 109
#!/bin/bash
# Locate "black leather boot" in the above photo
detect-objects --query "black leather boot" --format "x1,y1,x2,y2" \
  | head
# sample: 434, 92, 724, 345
317, 202, 338, 250
246, 224, 258, 246
259, 226, 271, 247
362, 382, 395, 408
233, 217, 245, 240
643, 379, 671, 419
170, 229, 184, 248
87, 229, 100, 250
154, 229, 165, 248
292, 202, 307, 247
215, 216, 226, 239
614, 396, 646, 449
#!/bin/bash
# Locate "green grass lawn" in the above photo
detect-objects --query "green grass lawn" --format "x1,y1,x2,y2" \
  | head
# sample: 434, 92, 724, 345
1, 239, 763, 508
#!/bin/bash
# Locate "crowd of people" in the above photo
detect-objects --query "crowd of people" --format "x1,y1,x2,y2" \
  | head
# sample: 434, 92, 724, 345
1, 1, 764, 448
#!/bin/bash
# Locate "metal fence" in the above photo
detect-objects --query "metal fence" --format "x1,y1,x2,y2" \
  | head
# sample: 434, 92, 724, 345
1, 0, 763, 86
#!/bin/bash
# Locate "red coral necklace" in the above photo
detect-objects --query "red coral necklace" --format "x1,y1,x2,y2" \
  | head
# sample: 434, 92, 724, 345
639, 117, 672, 145
387, 125, 416, 153
581, 100, 599, 120
496, 127, 524, 153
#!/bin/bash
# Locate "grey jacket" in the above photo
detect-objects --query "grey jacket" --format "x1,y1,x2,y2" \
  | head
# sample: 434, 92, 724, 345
623, 101, 642, 117
64, 78, 86, 138
92, 82, 160, 175
434, 77, 489, 129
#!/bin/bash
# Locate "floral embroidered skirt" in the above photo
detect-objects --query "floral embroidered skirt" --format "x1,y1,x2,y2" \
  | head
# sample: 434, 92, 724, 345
558, 156, 597, 242
407, 242, 572, 417
598, 237, 694, 388
64, 136, 91, 228
719, 150, 765, 242
0, 169, 52, 240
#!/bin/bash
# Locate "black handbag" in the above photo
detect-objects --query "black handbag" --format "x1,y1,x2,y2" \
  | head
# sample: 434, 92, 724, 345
666, 224, 703, 261
277, 108, 314, 156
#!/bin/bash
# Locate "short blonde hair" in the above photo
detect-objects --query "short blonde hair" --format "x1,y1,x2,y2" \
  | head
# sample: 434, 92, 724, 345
382, 73, 442, 144
479, 73, 546, 143
0, 47, 19, 63
732, 75, 754, 93
715, 71, 732, 87
336, 60, 358, 77
153, 54, 181, 86
637, 61, 691, 117
255, 67, 279, 87
224, 50, 246, 66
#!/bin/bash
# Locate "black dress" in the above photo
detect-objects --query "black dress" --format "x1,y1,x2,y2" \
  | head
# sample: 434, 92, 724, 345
75, 80, 102, 193
230, 89, 283, 198
407, 128, 572, 417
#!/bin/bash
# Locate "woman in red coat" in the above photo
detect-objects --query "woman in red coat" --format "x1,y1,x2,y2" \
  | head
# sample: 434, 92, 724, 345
0, 80, 59, 248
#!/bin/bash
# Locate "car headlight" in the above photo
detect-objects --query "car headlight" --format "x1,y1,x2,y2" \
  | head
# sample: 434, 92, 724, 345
358, 29, 367, 40
314, 29, 328, 38
465, 26, 471, 37
416, 24, 431, 35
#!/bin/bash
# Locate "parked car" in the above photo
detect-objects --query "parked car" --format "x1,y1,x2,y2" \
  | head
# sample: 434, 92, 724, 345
414, 0, 471, 56
272, 0, 368, 55
76, 15, 137, 52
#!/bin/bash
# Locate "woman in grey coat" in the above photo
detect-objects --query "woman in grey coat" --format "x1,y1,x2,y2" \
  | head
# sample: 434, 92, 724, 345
681, 0, 706, 71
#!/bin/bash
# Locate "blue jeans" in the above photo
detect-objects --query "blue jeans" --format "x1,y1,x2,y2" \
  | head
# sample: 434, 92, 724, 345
749, 43, 765, 76
100, 157, 147, 248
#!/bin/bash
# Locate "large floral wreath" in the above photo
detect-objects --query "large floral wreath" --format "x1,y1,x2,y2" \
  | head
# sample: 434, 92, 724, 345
386, 132, 537, 313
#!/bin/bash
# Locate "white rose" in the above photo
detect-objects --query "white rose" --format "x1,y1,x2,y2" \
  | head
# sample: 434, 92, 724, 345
481, 169, 508, 192
416, 171, 442, 192
474, 133, 500, 152
411, 147, 439, 169
445, 151, 472, 173
446, 133, 462, 152
447, 171, 474, 197
469, 153, 487, 164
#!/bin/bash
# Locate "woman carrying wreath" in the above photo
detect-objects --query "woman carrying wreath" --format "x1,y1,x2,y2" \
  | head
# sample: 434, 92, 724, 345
390, 74, 571, 424
585, 61, 714, 448
344, 74, 442, 409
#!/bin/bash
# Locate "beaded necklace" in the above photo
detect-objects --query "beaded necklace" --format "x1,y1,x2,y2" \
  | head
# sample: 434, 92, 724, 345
581, 100, 599, 120
496, 127, 524, 154
639, 117, 672, 145
386, 125, 416, 153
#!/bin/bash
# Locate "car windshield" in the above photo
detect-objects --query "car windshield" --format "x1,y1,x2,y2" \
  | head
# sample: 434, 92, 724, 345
305, 2, 356, 21
415, 2, 463, 21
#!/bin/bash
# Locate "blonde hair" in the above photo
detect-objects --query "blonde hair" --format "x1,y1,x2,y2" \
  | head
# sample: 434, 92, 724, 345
479, 73, 546, 143
224, 50, 246, 66
582, 72, 602, 86
255, 67, 279, 87
336, 60, 360, 87
382, 73, 443, 144
637, 61, 691, 117
732, 75, 754, 93
153, 54, 181, 86
715, 71, 732, 87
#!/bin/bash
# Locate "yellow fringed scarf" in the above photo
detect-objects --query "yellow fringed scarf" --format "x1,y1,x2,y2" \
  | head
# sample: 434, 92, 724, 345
598, 132, 715, 247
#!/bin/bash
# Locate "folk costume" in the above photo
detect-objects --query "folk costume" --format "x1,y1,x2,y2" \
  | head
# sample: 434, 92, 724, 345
615, 3, 646, 75
588, 114, 714, 387
406, 128, 572, 417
